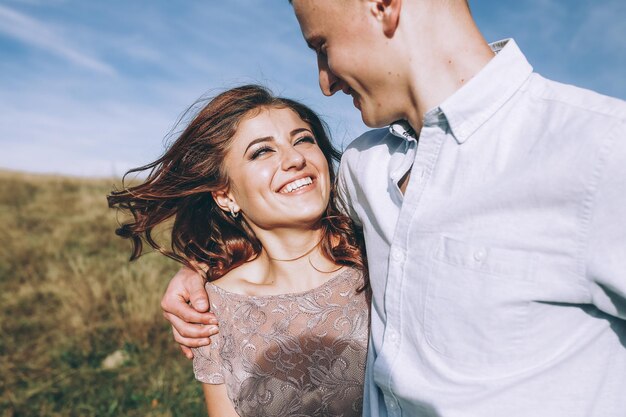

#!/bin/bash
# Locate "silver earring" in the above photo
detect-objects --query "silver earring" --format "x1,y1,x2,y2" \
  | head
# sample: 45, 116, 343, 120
229, 206, 239, 218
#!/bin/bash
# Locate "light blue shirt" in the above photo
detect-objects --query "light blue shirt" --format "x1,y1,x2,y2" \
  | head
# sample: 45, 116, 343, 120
338, 39, 626, 417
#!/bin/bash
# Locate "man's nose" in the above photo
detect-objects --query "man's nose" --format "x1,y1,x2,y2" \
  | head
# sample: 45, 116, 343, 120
317, 54, 343, 96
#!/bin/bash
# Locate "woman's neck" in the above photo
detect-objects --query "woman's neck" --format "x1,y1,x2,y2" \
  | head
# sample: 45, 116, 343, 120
258, 226, 323, 261
250, 226, 340, 292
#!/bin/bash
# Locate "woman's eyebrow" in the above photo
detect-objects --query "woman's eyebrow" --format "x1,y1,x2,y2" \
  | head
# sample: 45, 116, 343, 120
290, 128, 312, 136
244, 136, 273, 155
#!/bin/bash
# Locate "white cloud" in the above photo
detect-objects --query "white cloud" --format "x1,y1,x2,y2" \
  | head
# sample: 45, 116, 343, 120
0, 80, 175, 177
0, 4, 116, 75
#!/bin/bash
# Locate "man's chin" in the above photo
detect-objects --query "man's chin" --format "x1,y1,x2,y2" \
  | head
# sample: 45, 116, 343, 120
359, 108, 394, 129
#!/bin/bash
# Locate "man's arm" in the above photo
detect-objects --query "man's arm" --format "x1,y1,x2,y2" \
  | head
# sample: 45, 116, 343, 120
161, 267, 218, 359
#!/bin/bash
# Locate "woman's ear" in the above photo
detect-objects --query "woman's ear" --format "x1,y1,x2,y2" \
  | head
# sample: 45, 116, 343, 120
212, 189, 240, 217
370, 0, 402, 38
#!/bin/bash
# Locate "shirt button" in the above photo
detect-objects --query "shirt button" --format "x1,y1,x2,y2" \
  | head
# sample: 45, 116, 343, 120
388, 330, 399, 343
391, 248, 405, 262
473, 249, 486, 262
388, 400, 398, 410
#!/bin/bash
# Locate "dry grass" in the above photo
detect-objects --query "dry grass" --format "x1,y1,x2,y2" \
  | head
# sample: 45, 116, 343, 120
0, 170, 206, 416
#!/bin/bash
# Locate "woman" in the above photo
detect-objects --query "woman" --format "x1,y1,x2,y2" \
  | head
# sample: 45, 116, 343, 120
108, 85, 369, 417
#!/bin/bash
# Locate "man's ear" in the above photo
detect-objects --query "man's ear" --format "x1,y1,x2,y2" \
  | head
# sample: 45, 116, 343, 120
211, 189, 240, 216
370, 0, 402, 38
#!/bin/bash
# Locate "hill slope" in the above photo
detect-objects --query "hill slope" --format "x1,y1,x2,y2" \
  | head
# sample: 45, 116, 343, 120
0, 171, 205, 417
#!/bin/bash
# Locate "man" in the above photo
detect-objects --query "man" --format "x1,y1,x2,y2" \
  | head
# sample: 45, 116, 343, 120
162, 0, 626, 415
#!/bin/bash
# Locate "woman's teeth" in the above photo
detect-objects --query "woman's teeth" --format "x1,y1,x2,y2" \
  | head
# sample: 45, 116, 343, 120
281, 177, 313, 193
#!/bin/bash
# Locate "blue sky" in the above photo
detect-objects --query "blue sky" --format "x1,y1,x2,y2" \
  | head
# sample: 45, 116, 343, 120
1, 0, 624, 177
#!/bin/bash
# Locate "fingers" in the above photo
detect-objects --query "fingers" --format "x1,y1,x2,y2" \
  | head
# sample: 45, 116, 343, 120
171, 324, 217, 351
162, 296, 217, 325
161, 266, 215, 324
166, 311, 219, 339
161, 266, 218, 360
187, 275, 210, 312
180, 344, 194, 360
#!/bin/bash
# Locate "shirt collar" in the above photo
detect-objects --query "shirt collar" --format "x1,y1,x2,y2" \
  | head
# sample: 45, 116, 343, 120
389, 39, 534, 144
389, 119, 417, 142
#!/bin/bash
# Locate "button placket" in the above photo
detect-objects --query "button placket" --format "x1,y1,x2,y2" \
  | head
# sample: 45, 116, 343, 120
391, 247, 405, 262
385, 395, 399, 410
381, 124, 443, 415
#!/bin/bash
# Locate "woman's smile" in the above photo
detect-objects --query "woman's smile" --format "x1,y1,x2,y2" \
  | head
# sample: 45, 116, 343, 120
278, 175, 315, 194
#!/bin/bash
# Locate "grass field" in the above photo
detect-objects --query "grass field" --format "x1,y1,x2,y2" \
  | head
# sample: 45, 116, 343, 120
0, 170, 207, 416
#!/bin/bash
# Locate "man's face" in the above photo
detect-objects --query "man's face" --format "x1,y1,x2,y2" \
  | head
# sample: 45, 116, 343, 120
292, 0, 403, 128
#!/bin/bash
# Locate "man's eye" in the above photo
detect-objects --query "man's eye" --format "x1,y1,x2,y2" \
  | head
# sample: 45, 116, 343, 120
250, 146, 273, 160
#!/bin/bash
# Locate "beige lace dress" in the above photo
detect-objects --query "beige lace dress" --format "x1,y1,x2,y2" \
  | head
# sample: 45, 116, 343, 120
192, 267, 369, 417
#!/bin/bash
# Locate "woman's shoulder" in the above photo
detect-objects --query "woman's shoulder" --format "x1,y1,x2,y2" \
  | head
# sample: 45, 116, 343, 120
207, 275, 247, 294
207, 265, 364, 301
206, 261, 265, 296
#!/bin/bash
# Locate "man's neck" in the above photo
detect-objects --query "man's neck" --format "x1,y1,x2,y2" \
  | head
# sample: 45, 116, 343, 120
400, 6, 495, 132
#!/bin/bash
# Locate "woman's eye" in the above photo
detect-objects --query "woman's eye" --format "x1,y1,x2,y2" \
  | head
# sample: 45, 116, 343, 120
250, 146, 273, 160
295, 136, 316, 145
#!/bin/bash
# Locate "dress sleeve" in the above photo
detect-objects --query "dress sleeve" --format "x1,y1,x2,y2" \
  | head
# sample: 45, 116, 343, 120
191, 285, 225, 384
586, 119, 626, 320
192, 336, 225, 384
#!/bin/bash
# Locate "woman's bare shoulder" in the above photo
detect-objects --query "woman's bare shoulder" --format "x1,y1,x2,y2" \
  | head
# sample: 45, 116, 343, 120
208, 261, 264, 295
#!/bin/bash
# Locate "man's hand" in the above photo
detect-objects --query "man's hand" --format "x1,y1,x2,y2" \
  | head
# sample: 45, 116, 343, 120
161, 267, 218, 359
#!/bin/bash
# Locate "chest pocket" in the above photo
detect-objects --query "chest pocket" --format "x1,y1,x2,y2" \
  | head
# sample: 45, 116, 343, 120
423, 236, 537, 373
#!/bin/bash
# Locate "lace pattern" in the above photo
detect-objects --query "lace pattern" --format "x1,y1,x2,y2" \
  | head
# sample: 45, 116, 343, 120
193, 268, 369, 417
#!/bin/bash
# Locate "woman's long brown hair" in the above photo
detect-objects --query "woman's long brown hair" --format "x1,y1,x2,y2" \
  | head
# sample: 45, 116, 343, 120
108, 85, 366, 282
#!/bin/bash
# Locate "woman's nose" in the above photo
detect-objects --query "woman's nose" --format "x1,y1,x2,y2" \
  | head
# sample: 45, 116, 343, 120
281, 146, 306, 171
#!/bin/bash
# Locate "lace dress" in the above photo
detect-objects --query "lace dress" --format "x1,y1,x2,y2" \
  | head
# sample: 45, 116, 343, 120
192, 267, 369, 417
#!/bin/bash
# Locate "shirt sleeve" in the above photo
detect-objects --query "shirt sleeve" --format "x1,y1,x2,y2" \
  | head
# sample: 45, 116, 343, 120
337, 151, 362, 227
586, 119, 626, 320
192, 336, 225, 384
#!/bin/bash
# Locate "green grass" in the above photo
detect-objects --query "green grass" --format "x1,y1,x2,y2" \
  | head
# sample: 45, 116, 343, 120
0, 170, 206, 416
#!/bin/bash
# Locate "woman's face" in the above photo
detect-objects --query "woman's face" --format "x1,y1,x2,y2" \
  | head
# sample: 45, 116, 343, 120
216, 107, 331, 231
